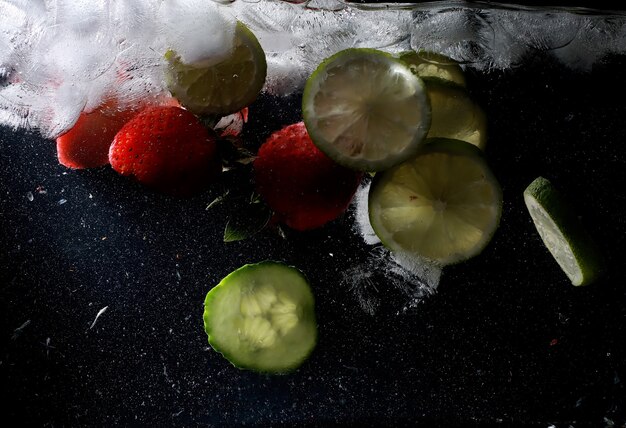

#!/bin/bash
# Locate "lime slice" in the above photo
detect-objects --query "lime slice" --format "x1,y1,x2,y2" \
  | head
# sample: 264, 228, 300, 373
424, 79, 487, 150
523, 177, 604, 286
165, 21, 267, 116
369, 138, 502, 266
398, 50, 466, 87
203, 261, 317, 373
302, 48, 431, 172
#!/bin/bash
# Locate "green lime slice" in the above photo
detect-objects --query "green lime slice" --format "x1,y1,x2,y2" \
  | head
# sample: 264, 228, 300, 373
203, 261, 317, 373
302, 48, 431, 172
369, 138, 502, 266
397, 50, 466, 87
523, 177, 604, 286
165, 21, 267, 116
424, 78, 487, 150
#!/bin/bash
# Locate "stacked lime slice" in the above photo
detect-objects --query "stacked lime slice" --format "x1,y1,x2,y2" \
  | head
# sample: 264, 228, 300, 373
421, 79, 487, 150
302, 48, 432, 172
368, 138, 502, 266
397, 51, 487, 150
303, 48, 499, 265
398, 50, 467, 88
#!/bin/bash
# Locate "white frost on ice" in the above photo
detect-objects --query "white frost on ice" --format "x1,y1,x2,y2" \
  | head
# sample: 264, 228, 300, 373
0, 0, 236, 137
352, 180, 380, 246
342, 246, 441, 315
347, 180, 442, 314
1, 0, 626, 136
158, 0, 236, 66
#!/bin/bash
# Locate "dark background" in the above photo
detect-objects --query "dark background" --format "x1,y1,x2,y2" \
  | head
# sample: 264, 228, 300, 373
1, 23, 626, 428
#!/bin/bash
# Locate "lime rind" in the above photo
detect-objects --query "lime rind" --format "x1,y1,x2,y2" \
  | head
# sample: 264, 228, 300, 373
165, 21, 267, 116
368, 138, 502, 266
303, 48, 432, 172
203, 261, 317, 374
523, 177, 604, 286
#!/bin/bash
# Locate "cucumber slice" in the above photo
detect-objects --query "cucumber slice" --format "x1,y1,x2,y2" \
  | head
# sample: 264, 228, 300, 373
523, 177, 604, 286
203, 261, 317, 373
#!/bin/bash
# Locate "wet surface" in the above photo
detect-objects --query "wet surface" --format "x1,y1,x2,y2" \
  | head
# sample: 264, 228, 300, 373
1, 53, 626, 426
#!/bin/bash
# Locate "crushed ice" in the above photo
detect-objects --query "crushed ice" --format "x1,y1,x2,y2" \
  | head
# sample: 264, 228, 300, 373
346, 180, 442, 315
3, 0, 624, 138
0, 0, 237, 137
342, 246, 441, 315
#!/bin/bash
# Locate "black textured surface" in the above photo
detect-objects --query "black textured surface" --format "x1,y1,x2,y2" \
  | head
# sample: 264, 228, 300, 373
1, 54, 626, 426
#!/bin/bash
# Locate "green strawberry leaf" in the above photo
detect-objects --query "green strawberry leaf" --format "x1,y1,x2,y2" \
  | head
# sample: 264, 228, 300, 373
217, 136, 256, 172
223, 196, 272, 242
206, 190, 230, 211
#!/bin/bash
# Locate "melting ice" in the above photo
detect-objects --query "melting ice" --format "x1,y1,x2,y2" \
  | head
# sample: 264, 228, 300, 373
2, 0, 626, 138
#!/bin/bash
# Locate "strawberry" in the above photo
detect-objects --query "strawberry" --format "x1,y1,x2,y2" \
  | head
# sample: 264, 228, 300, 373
254, 121, 362, 231
109, 106, 219, 196
56, 103, 136, 169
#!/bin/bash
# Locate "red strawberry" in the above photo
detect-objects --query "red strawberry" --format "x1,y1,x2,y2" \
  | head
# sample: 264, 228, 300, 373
254, 121, 362, 231
56, 103, 136, 169
109, 106, 219, 196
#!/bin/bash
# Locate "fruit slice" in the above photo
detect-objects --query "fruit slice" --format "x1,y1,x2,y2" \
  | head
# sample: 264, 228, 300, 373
203, 261, 317, 373
523, 177, 604, 286
302, 48, 431, 172
369, 138, 502, 266
165, 21, 267, 116
398, 50, 466, 87
424, 79, 487, 150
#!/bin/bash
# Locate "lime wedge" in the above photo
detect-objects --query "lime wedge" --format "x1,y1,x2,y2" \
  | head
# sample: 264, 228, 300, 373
398, 50, 466, 87
424, 79, 487, 150
369, 138, 502, 266
523, 177, 604, 286
165, 21, 267, 116
302, 48, 431, 172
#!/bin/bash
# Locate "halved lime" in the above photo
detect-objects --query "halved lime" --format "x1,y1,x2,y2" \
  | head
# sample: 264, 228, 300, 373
523, 177, 604, 286
369, 138, 502, 266
203, 261, 317, 373
165, 21, 267, 116
424, 79, 487, 150
398, 50, 466, 87
302, 48, 431, 172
